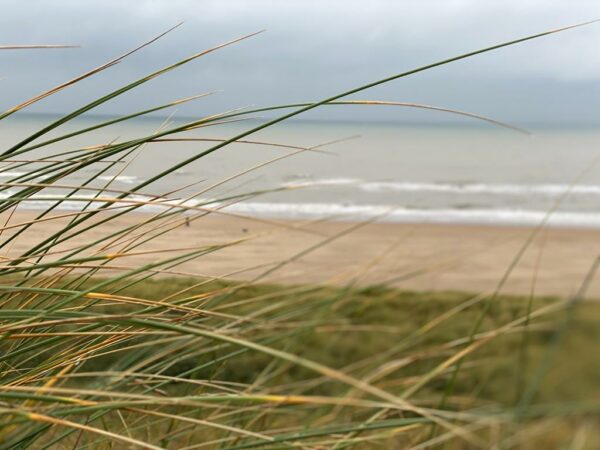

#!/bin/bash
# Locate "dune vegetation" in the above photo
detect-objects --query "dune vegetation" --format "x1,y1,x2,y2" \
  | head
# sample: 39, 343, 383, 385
1, 22, 599, 449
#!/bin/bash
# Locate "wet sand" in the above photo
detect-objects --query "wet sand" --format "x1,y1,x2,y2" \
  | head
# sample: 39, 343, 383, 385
2, 211, 600, 298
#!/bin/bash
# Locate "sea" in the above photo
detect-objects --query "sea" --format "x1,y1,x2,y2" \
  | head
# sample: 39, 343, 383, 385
2, 114, 600, 228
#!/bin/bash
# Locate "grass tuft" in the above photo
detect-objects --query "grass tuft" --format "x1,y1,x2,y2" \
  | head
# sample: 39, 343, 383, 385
1, 21, 599, 449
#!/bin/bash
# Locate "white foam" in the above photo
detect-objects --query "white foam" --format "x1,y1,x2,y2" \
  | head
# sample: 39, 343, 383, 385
358, 181, 600, 196
217, 201, 600, 228
285, 178, 600, 197
3, 194, 600, 227
284, 177, 360, 188
0, 172, 27, 178
97, 175, 139, 185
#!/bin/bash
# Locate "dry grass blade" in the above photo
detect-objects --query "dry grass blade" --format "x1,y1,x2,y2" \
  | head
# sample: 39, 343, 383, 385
0, 23, 182, 120
0, 408, 164, 450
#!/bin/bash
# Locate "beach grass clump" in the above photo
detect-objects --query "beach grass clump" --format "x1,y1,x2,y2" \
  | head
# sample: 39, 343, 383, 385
0, 22, 599, 449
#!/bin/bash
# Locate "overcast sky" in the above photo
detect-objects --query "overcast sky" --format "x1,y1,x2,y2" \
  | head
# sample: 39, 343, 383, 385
1, 0, 599, 124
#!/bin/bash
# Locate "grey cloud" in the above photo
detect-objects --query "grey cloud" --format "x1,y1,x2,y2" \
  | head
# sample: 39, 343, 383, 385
0, 0, 599, 124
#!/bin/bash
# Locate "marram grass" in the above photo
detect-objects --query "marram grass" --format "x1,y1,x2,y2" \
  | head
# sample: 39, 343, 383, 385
0, 22, 599, 449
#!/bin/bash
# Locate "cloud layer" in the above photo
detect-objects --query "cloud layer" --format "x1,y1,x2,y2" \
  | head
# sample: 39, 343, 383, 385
1, 0, 599, 123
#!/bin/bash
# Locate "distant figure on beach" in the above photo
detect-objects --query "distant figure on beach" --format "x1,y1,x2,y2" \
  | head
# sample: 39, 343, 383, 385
185, 217, 190, 227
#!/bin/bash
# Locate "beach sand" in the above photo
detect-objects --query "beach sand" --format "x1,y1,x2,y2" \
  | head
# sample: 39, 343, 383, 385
3, 210, 600, 299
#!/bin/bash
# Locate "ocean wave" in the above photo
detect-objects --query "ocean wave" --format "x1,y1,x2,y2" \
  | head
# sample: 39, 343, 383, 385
3, 191, 600, 228
0, 172, 27, 178
286, 178, 600, 196
96, 175, 140, 185
360, 181, 600, 196
218, 202, 600, 228
284, 177, 360, 187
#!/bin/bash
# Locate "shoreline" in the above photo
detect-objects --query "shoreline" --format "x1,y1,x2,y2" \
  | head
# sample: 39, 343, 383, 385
8, 203, 600, 231
2, 210, 600, 299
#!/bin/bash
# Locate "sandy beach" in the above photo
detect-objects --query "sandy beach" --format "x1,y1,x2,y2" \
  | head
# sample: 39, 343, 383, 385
2, 210, 599, 299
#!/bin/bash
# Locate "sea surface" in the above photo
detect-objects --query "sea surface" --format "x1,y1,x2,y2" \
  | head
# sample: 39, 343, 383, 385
2, 114, 600, 228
